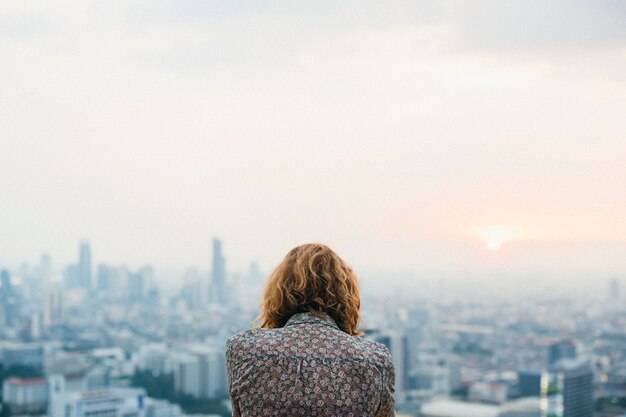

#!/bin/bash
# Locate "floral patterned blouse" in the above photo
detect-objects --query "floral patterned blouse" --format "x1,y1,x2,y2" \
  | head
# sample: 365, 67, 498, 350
225, 312, 395, 417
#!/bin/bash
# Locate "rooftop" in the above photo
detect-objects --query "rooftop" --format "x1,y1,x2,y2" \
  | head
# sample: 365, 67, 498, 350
5, 377, 46, 385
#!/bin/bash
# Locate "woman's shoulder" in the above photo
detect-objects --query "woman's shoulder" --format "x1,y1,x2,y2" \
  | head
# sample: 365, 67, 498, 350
353, 337, 393, 364
225, 328, 268, 357
227, 327, 264, 344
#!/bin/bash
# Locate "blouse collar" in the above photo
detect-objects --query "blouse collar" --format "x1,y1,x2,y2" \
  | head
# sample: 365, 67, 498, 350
284, 311, 340, 330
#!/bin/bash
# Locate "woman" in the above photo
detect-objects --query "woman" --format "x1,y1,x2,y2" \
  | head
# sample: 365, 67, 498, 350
226, 243, 395, 417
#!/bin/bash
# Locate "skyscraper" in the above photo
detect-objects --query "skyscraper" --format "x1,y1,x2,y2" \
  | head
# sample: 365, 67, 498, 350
542, 360, 593, 417
1, 269, 19, 327
209, 238, 226, 305
44, 288, 63, 327
78, 241, 92, 291
374, 330, 410, 395
561, 362, 593, 417
1, 269, 12, 298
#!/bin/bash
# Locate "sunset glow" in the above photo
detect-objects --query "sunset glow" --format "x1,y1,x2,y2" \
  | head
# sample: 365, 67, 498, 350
487, 234, 504, 251
480, 228, 521, 251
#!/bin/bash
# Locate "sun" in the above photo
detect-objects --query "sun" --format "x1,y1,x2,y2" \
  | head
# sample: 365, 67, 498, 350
486, 234, 504, 251
480, 227, 520, 251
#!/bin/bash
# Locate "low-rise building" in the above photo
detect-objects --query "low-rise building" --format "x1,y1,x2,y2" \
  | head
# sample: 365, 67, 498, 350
2, 377, 48, 414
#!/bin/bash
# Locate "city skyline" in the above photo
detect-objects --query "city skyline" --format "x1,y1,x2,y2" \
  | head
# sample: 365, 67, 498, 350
1, 239, 622, 301
1, 238, 622, 416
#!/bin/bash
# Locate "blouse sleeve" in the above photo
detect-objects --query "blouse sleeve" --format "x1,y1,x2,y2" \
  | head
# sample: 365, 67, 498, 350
225, 339, 241, 417
375, 347, 396, 417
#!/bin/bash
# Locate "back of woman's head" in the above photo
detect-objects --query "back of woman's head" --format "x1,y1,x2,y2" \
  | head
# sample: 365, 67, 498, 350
257, 243, 362, 336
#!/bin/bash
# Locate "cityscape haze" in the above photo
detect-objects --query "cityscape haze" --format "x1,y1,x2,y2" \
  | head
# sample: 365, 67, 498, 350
1, 1, 626, 417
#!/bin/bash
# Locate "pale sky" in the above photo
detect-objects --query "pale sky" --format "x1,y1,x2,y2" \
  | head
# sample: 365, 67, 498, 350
1, 1, 626, 276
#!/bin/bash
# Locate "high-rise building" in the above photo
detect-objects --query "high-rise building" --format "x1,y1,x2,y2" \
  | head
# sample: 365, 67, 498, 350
548, 339, 577, 366
128, 271, 144, 301
375, 330, 410, 394
78, 241, 92, 291
186, 345, 228, 399
96, 264, 111, 292
209, 238, 226, 305
541, 360, 593, 417
171, 352, 201, 398
560, 361, 593, 417
1, 269, 20, 327
1, 269, 12, 296
63, 265, 80, 289
44, 288, 63, 327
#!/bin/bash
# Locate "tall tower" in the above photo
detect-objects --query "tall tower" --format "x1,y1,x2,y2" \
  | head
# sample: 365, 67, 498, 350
542, 360, 593, 417
561, 362, 593, 417
375, 330, 410, 395
1, 269, 12, 298
79, 241, 92, 291
209, 238, 226, 305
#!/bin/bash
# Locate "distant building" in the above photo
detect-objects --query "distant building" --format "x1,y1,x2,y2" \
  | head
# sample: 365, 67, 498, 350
144, 398, 182, 417
411, 356, 461, 395
1, 269, 13, 298
169, 345, 227, 399
541, 359, 593, 417
79, 241, 93, 291
44, 288, 63, 326
1, 269, 20, 327
518, 370, 544, 397
127, 271, 146, 301
404, 307, 429, 370
170, 352, 201, 398
44, 350, 91, 378
413, 363, 450, 394
2, 377, 48, 414
48, 374, 146, 417
548, 340, 577, 366
560, 361, 593, 417
137, 344, 170, 374
0, 341, 44, 371
374, 330, 410, 394
64, 264, 80, 289
186, 345, 228, 399
96, 265, 127, 297
469, 382, 508, 404
97, 264, 112, 292
209, 238, 227, 305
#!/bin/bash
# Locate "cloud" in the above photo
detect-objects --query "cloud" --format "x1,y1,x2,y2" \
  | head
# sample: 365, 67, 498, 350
449, 0, 626, 55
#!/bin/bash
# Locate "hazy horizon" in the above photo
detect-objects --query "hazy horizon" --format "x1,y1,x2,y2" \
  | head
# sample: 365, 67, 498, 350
2, 1, 626, 278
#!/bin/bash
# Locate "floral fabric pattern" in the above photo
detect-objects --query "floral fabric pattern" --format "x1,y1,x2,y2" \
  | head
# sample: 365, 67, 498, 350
225, 312, 395, 417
